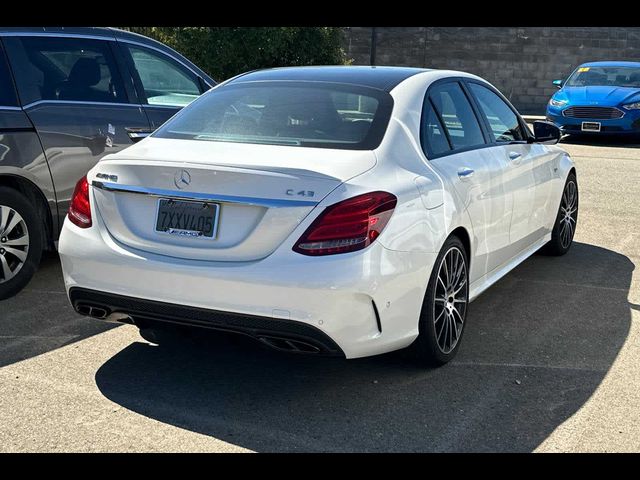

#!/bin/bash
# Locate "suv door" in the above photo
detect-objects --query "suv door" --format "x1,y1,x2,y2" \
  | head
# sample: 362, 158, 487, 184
422, 80, 512, 282
118, 41, 208, 130
0, 39, 56, 295
466, 81, 555, 256
3, 34, 150, 225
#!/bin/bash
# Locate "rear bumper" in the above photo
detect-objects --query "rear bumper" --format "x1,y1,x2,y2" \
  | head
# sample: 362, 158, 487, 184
59, 216, 436, 359
69, 287, 344, 355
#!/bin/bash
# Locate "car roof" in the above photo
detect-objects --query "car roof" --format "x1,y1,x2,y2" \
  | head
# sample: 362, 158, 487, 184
0, 27, 215, 85
228, 66, 431, 92
580, 61, 640, 68
0, 27, 142, 42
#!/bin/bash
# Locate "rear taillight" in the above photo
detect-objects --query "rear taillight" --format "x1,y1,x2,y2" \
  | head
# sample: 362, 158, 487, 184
68, 175, 92, 228
293, 191, 397, 256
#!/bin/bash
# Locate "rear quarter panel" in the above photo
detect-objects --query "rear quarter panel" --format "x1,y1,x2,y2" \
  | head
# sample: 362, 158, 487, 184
368, 71, 477, 257
0, 109, 58, 236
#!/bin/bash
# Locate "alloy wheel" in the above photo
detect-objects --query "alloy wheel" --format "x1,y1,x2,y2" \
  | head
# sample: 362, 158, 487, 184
559, 180, 578, 249
433, 246, 468, 354
0, 205, 30, 284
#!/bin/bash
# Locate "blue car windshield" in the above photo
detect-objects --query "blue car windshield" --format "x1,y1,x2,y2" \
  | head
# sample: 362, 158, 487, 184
566, 66, 640, 88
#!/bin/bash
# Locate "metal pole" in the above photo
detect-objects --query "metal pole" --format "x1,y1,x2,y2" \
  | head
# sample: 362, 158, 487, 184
370, 27, 377, 66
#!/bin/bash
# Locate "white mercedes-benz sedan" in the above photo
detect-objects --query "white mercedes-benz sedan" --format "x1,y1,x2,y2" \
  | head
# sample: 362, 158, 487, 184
59, 66, 577, 365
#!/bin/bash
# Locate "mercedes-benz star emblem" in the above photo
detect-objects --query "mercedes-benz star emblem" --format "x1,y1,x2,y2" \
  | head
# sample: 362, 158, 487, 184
174, 169, 191, 189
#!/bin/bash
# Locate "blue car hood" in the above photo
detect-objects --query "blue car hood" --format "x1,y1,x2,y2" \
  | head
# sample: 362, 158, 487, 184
561, 86, 640, 106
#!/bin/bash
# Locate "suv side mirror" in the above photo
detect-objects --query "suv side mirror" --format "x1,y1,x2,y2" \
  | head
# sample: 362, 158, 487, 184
533, 120, 561, 144
552, 79, 563, 89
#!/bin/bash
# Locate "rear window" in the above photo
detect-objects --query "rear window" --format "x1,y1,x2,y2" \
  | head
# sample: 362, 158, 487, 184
4, 36, 126, 105
153, 81, 393, 150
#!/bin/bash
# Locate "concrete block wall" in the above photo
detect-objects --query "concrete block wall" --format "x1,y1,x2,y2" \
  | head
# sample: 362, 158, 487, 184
342, 27, 640, 114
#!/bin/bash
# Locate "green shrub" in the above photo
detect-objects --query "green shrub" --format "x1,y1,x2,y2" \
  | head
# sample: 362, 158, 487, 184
119, 27, 348, 81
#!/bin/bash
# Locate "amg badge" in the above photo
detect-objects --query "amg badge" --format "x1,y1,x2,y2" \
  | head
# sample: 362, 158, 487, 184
96, 173, 118, 182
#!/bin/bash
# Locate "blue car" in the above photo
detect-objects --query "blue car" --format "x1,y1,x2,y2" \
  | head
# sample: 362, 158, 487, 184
546, 61, 640, 136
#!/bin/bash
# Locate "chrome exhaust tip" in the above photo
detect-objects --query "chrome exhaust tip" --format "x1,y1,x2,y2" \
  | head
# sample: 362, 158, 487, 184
75, 303, 134, 324
89, 306, 108, 319
75, 303, 109, 319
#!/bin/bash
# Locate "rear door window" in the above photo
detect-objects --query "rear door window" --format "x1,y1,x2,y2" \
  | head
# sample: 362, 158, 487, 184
429, 81, 486, 152
4, 36, 127, 105
0, 42, 18, 107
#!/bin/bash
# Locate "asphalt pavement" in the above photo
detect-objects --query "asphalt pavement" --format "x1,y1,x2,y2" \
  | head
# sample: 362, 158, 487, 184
0, 134, 638, 452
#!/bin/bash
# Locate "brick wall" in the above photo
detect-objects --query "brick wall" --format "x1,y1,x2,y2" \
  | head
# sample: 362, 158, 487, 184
342, 27, 640, 114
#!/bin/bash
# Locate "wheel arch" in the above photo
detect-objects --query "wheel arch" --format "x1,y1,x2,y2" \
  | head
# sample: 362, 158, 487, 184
557, 151, 576, 182
448, 226, 471, 263
0, 174, 54, 250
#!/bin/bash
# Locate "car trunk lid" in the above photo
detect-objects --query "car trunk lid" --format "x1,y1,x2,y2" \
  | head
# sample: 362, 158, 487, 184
89, 138, 376, 261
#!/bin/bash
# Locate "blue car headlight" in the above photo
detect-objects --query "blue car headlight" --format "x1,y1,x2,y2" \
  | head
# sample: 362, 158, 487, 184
549, 98, 568, 108
622, 102, 640, 110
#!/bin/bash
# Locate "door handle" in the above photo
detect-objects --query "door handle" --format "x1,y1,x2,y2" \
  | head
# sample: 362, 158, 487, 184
457, 167, 475, 180
508, 151, 522, 163
126, 127, 153, 143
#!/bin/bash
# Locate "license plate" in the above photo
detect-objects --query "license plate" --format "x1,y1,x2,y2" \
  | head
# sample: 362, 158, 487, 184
581, 121, 601, 132
155, 198, 219, 239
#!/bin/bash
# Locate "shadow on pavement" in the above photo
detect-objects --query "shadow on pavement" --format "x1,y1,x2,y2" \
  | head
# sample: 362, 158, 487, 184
0, 252, 116, 368
95, 242, 634, 452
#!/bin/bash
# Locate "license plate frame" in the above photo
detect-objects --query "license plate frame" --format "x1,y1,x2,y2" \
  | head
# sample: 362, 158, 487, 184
581, 121, 601, 132
154, 198, 220, 240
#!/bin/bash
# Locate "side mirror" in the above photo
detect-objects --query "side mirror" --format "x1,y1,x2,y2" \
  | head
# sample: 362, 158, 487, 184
533, 120, 561, 144
552, 79, 563, 89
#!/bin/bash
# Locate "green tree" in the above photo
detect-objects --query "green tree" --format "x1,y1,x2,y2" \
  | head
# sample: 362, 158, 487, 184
119, 27, 348, 81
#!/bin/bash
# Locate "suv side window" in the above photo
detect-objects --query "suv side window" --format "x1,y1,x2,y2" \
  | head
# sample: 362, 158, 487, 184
124, 44, 202, 108
429, 81, 486, 151
468, 82, 526, 142
421, 100, 451, 157
5, 36, 127, 106
0, 43, 18, 107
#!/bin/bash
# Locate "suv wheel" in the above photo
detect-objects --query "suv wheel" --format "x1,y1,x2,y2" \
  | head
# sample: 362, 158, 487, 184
0, 187, 43, 300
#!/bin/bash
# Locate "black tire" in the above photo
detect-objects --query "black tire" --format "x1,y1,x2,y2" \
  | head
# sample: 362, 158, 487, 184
409, 235, 469, 366
540, 172, 578, 256
0, 187, 43, 300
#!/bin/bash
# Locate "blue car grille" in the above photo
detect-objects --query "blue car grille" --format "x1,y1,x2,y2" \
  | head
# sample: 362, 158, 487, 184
562, 106, 624, 119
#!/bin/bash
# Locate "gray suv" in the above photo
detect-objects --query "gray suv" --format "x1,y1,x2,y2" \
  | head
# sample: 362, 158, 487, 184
0, 27, 215, 299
